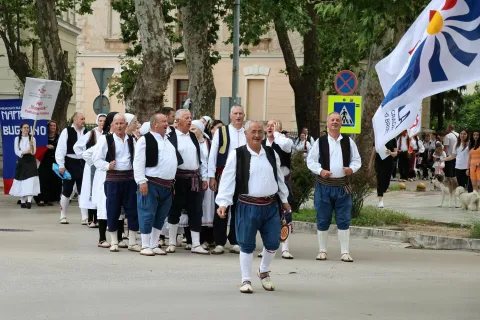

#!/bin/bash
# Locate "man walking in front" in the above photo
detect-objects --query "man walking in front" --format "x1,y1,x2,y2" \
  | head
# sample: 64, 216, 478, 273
208, 105, 246, 254
307, 112, 361, 262
134, 113, 177, 256
216, 121, 291, 293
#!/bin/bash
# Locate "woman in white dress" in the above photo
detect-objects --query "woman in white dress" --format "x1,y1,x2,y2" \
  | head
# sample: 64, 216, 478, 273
74, 114, 106, 228
10, 123, 40, 209
191, 120, 215, 249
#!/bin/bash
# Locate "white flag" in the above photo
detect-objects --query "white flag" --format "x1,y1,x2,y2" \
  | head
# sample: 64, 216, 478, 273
373, 0, 480, 152
21, 77, 61, 120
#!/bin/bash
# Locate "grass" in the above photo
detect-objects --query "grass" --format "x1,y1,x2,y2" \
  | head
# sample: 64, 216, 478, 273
388, 185, 404, 191
470, 222, 480, 239
294, 205, 466, 228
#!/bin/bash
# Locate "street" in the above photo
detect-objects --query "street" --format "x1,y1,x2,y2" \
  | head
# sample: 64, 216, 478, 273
0, 196, 479, 320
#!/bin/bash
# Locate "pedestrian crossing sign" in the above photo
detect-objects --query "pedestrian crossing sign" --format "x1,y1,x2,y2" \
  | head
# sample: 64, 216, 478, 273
327, 95, 362, 134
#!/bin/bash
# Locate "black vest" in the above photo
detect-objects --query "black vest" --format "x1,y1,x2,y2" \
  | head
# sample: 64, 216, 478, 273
66, 127, 87, 154
262, 138, 291, 169
235, 145, 277, 197
167, 129, 201, 167
318, 135, 351, 170
216, 125, 231, 168
144, 132, 159, 168
105, 133, 135, 166
86, 130, 98, 149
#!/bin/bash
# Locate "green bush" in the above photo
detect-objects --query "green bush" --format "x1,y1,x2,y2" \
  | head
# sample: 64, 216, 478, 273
290, 151, 315, 212
350, 170, 374, 218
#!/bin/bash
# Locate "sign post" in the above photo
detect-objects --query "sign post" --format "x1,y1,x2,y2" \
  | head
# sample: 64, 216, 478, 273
92, 68, 114, 115
327, 96, 362, 134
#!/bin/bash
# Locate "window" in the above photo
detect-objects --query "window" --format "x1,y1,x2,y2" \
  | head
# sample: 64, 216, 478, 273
176, 79, 189, 110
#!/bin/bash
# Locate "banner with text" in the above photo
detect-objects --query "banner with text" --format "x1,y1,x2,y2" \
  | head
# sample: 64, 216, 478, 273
21, 77, 61, 120
0, 99, 48, 194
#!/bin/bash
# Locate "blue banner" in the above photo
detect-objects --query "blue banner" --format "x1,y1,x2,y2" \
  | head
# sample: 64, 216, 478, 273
0, 99, 48, 194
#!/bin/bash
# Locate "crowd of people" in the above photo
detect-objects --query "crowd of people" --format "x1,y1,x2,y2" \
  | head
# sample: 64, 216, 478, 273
9, 106, 362, 293
370, 124, 480, 208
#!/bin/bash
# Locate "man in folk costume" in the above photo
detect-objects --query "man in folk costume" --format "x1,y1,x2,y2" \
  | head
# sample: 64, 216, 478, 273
55, 112, 88, 225
307, 112, 361, 262
208, 105, 246, 254
260, 119, 294, 259
216, 121, 291, 294
74, 114, 106, 228
166, 109, 209, 254
93, 114, 140, 252
133, 113, 177, 256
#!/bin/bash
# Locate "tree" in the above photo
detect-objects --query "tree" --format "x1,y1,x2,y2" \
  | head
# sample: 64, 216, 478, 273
430, 87, 466, 131
128, 0, 175, 121
0, 0, 94, 128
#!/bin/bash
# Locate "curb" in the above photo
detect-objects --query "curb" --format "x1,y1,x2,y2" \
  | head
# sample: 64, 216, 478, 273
292, 221, 479, 251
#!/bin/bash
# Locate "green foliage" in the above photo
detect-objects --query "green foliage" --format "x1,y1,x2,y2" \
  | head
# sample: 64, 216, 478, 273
351, 171, 374, 218
445, 86, 480, 132
470, 221, 480, 239
108, 57, 142, 103
290, 151, 315, 212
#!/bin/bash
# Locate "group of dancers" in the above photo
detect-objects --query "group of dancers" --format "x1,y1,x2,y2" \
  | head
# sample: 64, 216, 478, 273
11, 106, 361, 293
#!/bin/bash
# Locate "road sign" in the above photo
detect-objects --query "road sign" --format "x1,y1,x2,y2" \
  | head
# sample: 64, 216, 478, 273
327, 95, 362, 134
334, 70, 358, 96
92, 68, 114, 94
93, 95, 110, 115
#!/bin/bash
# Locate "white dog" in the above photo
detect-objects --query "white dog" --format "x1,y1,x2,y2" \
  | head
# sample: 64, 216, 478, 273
455, 187, 480, 211
432, 174, 458, 208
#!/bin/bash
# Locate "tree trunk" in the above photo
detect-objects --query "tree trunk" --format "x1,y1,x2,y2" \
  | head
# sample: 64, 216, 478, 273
131, 0, 174, 122
181, 0, 216, 119
36, 0, 73, 129
274, 3, 320, 138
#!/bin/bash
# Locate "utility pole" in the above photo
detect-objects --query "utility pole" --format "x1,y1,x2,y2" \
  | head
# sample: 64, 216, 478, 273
231, 0, 240, 106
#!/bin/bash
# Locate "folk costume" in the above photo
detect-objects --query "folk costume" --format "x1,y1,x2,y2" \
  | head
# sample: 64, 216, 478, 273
36, 132, 61, 205
133, 131, 177, 256
262, 131, 294, 259
166, 128, 209, 254
208, 123, 246, 254
93, 132, 139, 253
307, 134, 361, 262
10, 135, 40, 208
74, 114, 105, 227
55, 124, 88, 224
216, 144, 289, 293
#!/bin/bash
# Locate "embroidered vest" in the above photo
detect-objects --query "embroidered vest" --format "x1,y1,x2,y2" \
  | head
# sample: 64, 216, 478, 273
262, 138, 291, 169
318, 135, 351, 170
66, 127, 87, 154
216, 125, 231, 168
105, 133, 135, 166
144, 132, 159, 168
168, 129, 201, 167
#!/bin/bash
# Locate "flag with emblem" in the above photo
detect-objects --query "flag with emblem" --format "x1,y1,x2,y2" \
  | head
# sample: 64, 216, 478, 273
373, 0, 480, 155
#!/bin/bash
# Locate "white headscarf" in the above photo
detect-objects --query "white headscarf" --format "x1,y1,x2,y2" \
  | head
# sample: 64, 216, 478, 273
140, 122, 150, 135
96, 113, 107, 125
202, 116, 212, 125
124, 113, 135, 125
191, 120, 210, 139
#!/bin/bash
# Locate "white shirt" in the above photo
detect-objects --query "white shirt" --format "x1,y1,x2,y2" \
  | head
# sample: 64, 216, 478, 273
93, 133, 135, 171
14, 136, 36, 158
133, 132, 177, 184
215, 145, 289, 207
295, 140, 311, 153
55, 125, 86, 168
307, 134, 362, 178
397, 136, 408, 151
443, 131, 459, 156
73, 127, 103, 157
208, 124, 246, 178
410, 138, 425, 153
265, 132, 294, 176
453, 145, 469, 170
176, 129, 208, 181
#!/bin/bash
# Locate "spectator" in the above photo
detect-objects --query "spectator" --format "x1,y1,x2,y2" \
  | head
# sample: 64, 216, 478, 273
443, 124, 459, 178
467, 130, 480, 192
295, 127, 315, 146
442, 129, 469, 188
294, 132, 311, 160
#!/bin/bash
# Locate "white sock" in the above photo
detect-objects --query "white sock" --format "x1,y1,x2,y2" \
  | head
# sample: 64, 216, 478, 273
141, 234, 151, 249
191, 230, 200, 247
128, 230, 137, 246
259, 248, 276, 273
27, 195, 33, 202
110, 231, 118, 245
317, 230, 329, 253
21, 197, 26, 204
80, 208, 88, 220
281, 225, 292, 252
338, 229, 350, 254
168, 223, 178, 245
240, 252, 253, 283
60, 195, 69, 218
150, 227, 161, 249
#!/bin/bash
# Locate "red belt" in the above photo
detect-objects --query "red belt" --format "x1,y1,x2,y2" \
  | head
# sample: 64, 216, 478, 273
238, 194, 276, 206
146, 176, 174, 188
106, 170, 134, 181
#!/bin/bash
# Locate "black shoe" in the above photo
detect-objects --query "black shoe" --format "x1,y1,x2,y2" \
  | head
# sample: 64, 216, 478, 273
26, 202, 32, 209
17, 200, 21, 205
21, 203, 26, 208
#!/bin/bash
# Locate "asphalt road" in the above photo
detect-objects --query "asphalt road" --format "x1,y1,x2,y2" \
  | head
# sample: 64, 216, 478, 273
1, 196, 479, 320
